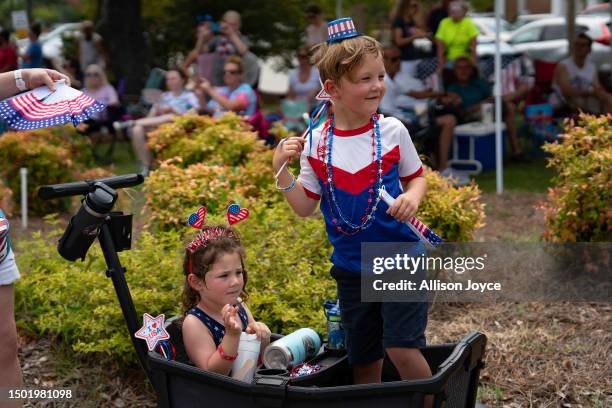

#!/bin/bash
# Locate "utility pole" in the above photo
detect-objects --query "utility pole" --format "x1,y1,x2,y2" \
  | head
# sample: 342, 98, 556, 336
567, 0, 576, 57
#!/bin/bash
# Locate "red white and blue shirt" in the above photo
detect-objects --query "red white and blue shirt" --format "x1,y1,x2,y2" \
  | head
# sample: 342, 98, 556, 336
298, 114, 424, 273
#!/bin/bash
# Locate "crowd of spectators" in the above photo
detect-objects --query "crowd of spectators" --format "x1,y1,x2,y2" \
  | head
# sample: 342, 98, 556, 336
1, 2, 610, 180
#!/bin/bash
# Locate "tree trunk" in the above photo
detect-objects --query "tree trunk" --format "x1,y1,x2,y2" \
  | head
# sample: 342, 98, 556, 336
98, 0, 149, 95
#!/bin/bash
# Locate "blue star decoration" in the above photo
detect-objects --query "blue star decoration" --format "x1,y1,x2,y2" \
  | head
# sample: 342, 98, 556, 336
134, 313, 170, 351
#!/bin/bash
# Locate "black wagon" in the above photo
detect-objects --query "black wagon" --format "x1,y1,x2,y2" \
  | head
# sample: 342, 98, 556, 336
39, 174, 487, 408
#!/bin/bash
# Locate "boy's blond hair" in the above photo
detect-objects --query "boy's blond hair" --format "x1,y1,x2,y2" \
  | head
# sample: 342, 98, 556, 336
310, 35, 383, 84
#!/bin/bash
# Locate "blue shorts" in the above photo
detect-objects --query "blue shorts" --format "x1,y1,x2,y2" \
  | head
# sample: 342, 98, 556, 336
331, 265, 428, 366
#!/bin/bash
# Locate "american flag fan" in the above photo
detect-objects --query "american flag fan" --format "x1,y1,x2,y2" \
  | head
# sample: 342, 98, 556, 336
479, 54, 525, 95
0, 80, 105, 131
416, 58, 441, 91
379, 188, 443, 249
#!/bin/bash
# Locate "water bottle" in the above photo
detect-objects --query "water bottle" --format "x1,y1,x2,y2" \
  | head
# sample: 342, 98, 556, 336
263, 328, 321, 370
323, 300, 345, 350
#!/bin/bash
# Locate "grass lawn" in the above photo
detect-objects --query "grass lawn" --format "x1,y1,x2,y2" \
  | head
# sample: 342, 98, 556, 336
474, 157, 554, 194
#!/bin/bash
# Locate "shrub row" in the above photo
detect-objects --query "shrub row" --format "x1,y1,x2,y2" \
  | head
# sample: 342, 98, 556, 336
0, 127, 96, 214
541, 114, 611, 242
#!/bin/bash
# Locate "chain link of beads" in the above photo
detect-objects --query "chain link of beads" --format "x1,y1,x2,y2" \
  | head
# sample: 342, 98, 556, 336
322, 114, 383, 236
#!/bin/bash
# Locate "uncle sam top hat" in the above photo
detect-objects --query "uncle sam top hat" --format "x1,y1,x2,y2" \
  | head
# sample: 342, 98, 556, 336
327, 17, 361, 44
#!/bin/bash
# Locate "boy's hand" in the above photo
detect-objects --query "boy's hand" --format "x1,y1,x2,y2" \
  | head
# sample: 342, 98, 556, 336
222, 304, 242, 336
272, 136, 305, 171
246, 321, 271, 342
387, 192, 419, 223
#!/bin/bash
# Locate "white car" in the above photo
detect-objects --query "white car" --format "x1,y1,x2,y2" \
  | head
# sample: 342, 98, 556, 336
505, 16, 611, 67
471, 16, 513, 42
17, 22, 81, 64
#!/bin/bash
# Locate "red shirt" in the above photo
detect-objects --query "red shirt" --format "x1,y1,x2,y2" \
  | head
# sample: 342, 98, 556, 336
0, 46, 18, 72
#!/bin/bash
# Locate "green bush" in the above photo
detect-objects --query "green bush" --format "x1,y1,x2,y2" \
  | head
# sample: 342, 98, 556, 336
15, 224, 184, 365
0, 127, 95, 214
419, 167, 486, 242
143, 160, 234, 230
14, 200, 335, 364
148, 113, 264, 167
541, 114, 611, 242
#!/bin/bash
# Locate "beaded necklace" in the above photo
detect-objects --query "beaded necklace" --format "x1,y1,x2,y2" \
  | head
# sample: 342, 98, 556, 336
321, 113, 383, 236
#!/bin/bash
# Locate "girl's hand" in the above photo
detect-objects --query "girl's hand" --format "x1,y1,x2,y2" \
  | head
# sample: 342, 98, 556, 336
272, 137, 304, 171
246, 321, 271, 342
387, 192, 419, 223
221, 304, 242, 336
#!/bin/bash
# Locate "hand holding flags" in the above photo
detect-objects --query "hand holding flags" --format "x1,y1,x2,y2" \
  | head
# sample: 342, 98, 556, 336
0, 80, 106, 131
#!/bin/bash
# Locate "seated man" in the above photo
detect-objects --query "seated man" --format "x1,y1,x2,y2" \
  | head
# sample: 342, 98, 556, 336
446, 57, 523, 159
549, 33, 612, 115
380, 45, 457, 173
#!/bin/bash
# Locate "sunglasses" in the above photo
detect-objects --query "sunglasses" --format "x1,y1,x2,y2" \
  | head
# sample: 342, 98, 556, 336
85, 72, 100, 77
223, 70, 242, 75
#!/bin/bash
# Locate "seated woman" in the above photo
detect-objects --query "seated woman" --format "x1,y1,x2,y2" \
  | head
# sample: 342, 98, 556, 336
196, 55, 257, 119
116, 69, 199, 174
445, 57, 523, 159
182, 225, 271, 375
80, 64, 120, 134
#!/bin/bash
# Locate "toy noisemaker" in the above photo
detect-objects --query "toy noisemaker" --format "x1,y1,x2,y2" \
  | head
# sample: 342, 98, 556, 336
134, 313, 170, 351
0, 79, 106, 130
378, 187, 443, 249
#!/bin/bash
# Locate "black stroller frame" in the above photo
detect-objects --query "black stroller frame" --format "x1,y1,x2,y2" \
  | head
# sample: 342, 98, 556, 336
39, 174, 488, 408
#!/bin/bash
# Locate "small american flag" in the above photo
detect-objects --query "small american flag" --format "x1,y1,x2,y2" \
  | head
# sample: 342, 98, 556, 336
408, 216, 443, 247
0, 218, 9, 238
480, 54, 524, 95
416, 58, 440, 91
379, 188, 443, 248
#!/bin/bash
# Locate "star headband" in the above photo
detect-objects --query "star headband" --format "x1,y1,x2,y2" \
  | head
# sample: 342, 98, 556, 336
186, 226, 239, 254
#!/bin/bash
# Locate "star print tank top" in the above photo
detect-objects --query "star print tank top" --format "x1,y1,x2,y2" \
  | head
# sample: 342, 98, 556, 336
187, 305, 249, 347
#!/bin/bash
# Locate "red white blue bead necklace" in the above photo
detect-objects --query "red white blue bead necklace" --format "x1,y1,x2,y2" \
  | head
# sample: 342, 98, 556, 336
322, 113, 383, 236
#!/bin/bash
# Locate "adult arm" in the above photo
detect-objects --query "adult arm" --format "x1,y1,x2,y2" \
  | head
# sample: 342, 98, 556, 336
0, 68, 70, 99
393, 27, 426, 47
181, 50, 199, 78
201, 79, 247, 112
226, 30, 248, 56
469, 37, 477, 64
435, 39, 446, 71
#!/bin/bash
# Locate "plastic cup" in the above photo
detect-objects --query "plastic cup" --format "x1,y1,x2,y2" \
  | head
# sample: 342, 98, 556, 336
231, 332, 261, 382
481, 103, 494, 124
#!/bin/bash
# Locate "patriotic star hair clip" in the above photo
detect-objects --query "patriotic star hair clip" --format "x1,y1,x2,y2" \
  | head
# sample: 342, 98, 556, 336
0, 79, 106, 130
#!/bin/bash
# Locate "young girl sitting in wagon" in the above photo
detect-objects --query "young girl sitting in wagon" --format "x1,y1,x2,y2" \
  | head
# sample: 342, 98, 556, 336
181, 225, 271, 375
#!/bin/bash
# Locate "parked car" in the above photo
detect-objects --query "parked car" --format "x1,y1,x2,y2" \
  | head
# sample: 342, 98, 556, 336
580, 3, 611, 18
505, 16, 611, 67
471, 15, 513, 42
